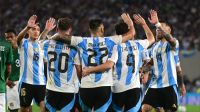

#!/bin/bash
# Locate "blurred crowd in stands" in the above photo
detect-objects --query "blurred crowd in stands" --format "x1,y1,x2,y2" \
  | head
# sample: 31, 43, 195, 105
1, 0, 200, 51
184, 76, 200, 93
1, 0, 200, 93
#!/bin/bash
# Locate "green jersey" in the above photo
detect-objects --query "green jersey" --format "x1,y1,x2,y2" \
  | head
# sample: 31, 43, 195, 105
8, 48, 20, 81
0, 39, 13, 93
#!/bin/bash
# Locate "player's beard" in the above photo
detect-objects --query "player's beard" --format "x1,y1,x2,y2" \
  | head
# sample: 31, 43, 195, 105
156, 35, 162, 41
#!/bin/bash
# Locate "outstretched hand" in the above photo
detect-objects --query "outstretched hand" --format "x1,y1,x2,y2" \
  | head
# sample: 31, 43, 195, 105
148, 9, 159, 25
27, 15, 38, 28
121, 13, 134, 28
45, 17, 56, 32
133, 14, 146, 26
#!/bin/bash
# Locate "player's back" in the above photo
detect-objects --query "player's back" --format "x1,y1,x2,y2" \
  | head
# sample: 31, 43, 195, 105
43, 40, 79, 93
74, 36, 121, 88
113, 40, 148, 93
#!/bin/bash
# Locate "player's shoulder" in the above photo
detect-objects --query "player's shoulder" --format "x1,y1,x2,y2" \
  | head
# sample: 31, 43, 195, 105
0, 39, 12, 47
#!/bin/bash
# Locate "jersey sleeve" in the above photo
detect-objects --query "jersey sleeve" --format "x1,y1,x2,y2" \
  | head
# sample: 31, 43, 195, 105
71, 36, 83, 46
168, 38, 179, 51
142, 49, 150, 61
107, 35, 122, 44
41, 40, 49, 61
108, 45, 118, 64
175, 39, 179, 50
6, 44, 13, 64
174, 55, 180, 66
136, 39, 149, 49
174, 40, 180, 66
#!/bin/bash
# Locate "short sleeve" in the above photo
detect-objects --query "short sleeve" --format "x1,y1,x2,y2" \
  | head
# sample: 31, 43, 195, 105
168, 38, 179, 51
6, 44, 13, 64
174, 40, 180, 66
142, 49, 150, 61
106, 35, 122, 44
174, 55, 180, 66
175, 39, 179, 50
71, 36, 83, 46
108, 45, 118, 63
136, 39, 149, 49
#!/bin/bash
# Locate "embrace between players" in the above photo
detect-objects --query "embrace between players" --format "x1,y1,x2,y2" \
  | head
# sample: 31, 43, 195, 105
7, 9, 186, 112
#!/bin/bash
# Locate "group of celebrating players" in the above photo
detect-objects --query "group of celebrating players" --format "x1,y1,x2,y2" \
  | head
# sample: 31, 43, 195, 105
0, 9, 186, 112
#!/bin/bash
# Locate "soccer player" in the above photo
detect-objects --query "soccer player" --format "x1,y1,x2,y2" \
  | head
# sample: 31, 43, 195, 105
0, 34, 13, 112
141, 10, 184, 112
5, 29, 20, 112
17, 15, 46, 112
41, 17, 82, 112
50, 13, 135, 111
82, 14, 155, 112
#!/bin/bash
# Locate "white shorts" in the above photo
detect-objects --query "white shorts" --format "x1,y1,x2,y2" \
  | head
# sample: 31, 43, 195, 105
0, 93, 6, 112
6, 81, 20, 110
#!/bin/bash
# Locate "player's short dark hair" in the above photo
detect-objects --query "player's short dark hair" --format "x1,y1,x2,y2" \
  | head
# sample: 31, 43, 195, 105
115, 22, 129, 35
5, 29, 17, 35
57, 17, 72, 31
89, 19, 103, 32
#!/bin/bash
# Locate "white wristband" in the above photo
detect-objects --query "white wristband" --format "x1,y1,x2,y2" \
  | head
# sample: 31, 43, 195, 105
155, 22, 161, 28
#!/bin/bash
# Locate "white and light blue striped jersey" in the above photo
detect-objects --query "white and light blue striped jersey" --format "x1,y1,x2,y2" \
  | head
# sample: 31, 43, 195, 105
174, 40, 180, 66
142, 48, 150, 63
112, 39, 149, 93
149, 39, 179, 88
19, 38, 46, 85
43, 40, 81, 93
71, 35, 122, 88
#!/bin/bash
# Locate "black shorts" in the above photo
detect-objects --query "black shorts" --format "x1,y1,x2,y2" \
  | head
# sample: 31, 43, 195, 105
142, 85, 179, 111
19, 82, 46, 107
79, 86, 112, 111
45, 90, 75, 111
112, 88, 141, 111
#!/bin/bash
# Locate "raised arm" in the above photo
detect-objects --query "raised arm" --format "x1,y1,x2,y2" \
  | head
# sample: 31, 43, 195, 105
39, 17, 56, 40
17, 15, 37, 45
121, 13, 136, 43
148, 10, 176, 47
133, 14, 155, 46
